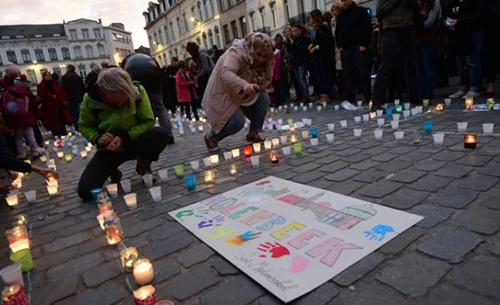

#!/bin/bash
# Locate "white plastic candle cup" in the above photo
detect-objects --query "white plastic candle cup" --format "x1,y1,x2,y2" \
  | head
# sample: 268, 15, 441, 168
252, 143, 261, 153
423, 99, 430, 108
123, 193, 137, 210
272, 138, 280, 148
353, 129, 362, 137
294, 106, 299, 111
394, 131, 405, 140
309, 102, 313, 108
376, 110, 383, 117
203, 157, 212, 168
302, 106, 307, 112
433, 133, 445, 144
47, 184, 58, 196
483, 123, 494, 134
280, 135, 288, 145
282, 146, 291, 156
393, 113, 400, 121
190, 161, 200, 172
39, 155, 48, 162
133, 259, 154, 285
334, 105, 340, 111
310, 138, 319, 146
209, 154, 219, 166
327, 123, 335, 131
391, 120, 399, 129
377, 118, 385, 127
394, 99, 400, 105
317, 106, 322, 112
357, 101, 363, 107
362, 114, 369, 122
120, 179, 131, 193
403, 110, 411, 118
231, 149, 240, 159
223, 151, 232, 161
264, 140, 272, 150
80, 151, 87, 159
142, 174, 153, 188
404, 103, 411, 110
301, 130, 309, 139
106, 184, 118, 198
250, 155, 260, 168
411, 108, 418, 116
445, 98, 452, 106
374, 129, 383, 139
0, 264, 24, 286
24, 191, 36, 203
340, 120, 347, 128
326, 133, 334, 144
354, 116, 361, 123
6, 194, 19, 207
158, 168, 169, 181
149, 186, 162, 202
416, 106, 423, 113
457, 122, 468, 132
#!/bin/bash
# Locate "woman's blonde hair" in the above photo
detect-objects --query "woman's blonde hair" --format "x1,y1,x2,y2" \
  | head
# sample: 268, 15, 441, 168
97, 67, 137, 102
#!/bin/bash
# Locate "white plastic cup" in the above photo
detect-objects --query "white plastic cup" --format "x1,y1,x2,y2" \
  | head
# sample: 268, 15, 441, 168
391, 120, 399, 129
457, 122, 468, 132
123, 193, 137, 210
158, 168, 169, 181
483, 123, 494, 134
354, 129, 362, 137
301, 130, 309, 139
203, 157, 212, 168
282, 146, 291, 156
272, 138, 280, 148
411, 108, 418, 116
376, 110, 383, 117
280, 135, 288, 145
357, 101, 363, 107
149, 186, 162, 202
393, 113, 400, 121
362, 114, 369, 122
445, 98, 451, 106
334, 105, 340, 111
142, 174, 153, 188
433, 133, 445, 144
340, 120, 347, 128
394, 131, 405, 140
264, 140, 272, 150
24, 190, 36, 203
317, 106, 322, 112
377, 118, 385, 127
223, 151, 232, 161
120, 179, 131, 193
354, 116, 361, 123
326, 133, 334, 144
190, 161, 200, 172
250, 155, 260, 168
403, 110, 411, 118
106, 183, 118, 198
327, 123, 335, 131
0, 264, 24, 286
394, 99, 400, 105
252, 143, 262, 153
374, 129, 383, 139
310, 138, 319, 146
404, 102, 411, 110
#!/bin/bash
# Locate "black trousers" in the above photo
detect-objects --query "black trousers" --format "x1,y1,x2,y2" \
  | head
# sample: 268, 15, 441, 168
373, 26, 418, 105
180, 102, 200, 120
341, 48, 372, 102
77, 127, 169, 201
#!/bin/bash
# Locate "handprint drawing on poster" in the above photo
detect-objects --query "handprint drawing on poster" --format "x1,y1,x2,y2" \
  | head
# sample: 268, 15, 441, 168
258, 242, 290, 258
364, 225, 397, 241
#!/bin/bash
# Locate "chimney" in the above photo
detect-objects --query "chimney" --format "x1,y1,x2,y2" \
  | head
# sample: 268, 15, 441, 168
99, 18, 102, 24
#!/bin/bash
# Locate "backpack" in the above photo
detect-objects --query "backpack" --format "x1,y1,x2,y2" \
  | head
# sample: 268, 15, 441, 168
1, 86, 29, 116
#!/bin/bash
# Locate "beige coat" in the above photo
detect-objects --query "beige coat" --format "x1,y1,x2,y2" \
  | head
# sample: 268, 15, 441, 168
202, 46, 271, 133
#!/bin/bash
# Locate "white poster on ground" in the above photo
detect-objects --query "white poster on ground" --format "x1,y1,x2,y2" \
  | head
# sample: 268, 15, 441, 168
169, 176, 423, 303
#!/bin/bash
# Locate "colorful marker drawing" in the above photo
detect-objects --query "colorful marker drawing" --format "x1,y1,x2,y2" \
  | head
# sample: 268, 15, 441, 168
287, 256, 310, 273
258, 242, 290, 258
197, 215, 225, 229
208, 227, 237, 240
175, 210, 194, 221
364, 225, 396, 241
226, 231, 262, 246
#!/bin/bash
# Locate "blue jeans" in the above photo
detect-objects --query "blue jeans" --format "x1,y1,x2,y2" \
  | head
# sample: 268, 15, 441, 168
456, 31, 484, 90
210, 91, 269, 142
294, 65, 309, 98
417, 42, 436, 99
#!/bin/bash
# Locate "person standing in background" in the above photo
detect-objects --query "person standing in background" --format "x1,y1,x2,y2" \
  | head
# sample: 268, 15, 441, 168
186, 42, 214, 103
62, 64, 86, 129
162, 57, 179, 115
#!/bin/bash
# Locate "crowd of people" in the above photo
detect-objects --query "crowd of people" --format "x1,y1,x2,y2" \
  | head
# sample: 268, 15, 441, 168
0, 0, 498, 201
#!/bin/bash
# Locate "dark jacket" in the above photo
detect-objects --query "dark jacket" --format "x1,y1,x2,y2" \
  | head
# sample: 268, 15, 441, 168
377, 0, 419, 29
312, 23, 336, 59
288, 35, 311, 67
62, 71, 85, 104
162, 65, 178, 110
336, 4, 372, 48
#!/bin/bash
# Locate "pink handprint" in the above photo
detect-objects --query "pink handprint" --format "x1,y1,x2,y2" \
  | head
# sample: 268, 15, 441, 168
287, 256, 310, 273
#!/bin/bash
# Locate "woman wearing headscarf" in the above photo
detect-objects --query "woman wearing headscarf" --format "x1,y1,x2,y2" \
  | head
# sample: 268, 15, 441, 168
202, 32, 273, 152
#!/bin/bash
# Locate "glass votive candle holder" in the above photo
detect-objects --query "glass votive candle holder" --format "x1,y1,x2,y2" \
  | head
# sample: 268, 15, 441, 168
271, 138, 280, 148
134, 285, 157, 305
243, 145, 253, 157
105, 222, 122, 246
133, 258, 154, 285
310, 138, 319, 146
229, 164, 238, 175
393, 113, 400, 121
422, 99, 430, 108
374, 129, 383, 140
158, 168, 169, 181
209, 154, 219, 166
202, 157, 212, 168
310, 127, 319, 138
270, 150, 279, 163
79, 151, 87, 159
326, 133, 334, 144
142, 173, 154, 187
231, 148, 240, 159
0, 265, 24, 286
106, 183, 118, 198
174, 165, 185, 177
403, 110, 411, 118
340, 120, 347, 128
56, 151, 64, 158
334, 104, 340, 111
282, 146, 291, 156
433, 133, 445, 145
377, 118, 385, 127
46, 184, 58, 196
184, 175, 196, 191
293, 143, 302, 155
6, 194, 19, 207
6, 226, 29, 253
280, 135, 288, 145
391, 120, 399, 129
252, 143, 261, 153
394, 130, 405, 140
123, 193, 137, 210
120, 179, 131, 193
149, 186, 162, 203
223, 151, 232, 161
327, 123, 335, 131
64, 153, 72, 162
423, 120, 433, 134
464, 133, 477, 149
457, 122, 468, 132
301, 130, 309, 139
13, 215, 27, 227
263, 140, 272, 150
120, 247, 139, 272
483, 123, 494, 134
204, 170, 215, 183
353, 129, 362, 137
354, 116, 361, 123
250, 155, 260, 168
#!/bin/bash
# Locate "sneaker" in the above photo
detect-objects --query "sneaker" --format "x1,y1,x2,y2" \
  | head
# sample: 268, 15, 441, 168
204, 133, 220, 153
449, 90, 466, 98
463, 90, 479, 98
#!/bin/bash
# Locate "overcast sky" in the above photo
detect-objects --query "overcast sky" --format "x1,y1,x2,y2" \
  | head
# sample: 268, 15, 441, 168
1, 0, 152, 47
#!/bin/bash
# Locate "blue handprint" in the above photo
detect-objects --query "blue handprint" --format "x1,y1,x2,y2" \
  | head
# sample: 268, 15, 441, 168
364, 224, 396, 241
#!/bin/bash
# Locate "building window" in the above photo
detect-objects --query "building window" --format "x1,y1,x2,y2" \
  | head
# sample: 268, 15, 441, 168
97, 44, 106, 57
182, 13, 189, 32
239, 16, 247, 37
250, 12, 257, 31
158, 29, 164, 45
218, 0, 224, 11
284, 0, 290, 21
94, 28, 102, 39
197, 2, 203, 20
35, 49, 45, 62
214, 26, 221, 47
230, 20, 238, 39
259, 7, 267, 28
169, 22, 175, 39
74, 46, 82, 59
69, 29, 78, 40
226, 0, 231, 9
26, 69, 37, 84
21, 49, 32, 63
177, 17, 182, 34
0, 54, 3, 65
164, 25, 169, 43
61, 47, 71, 60
48, 48, 58, 61
112, 32, 129, 44
270, 2, 277, 28
82, 29, 90, 39
86, 45, 95, 58
209, 0, 216, 17
223, 24, 230, 45
203, 0, 209, 18
154, 33, 158, 45
7, 51, 18, 63
202, 32, 208, 49
208, 30, 214, 48
78, 64, 87, 78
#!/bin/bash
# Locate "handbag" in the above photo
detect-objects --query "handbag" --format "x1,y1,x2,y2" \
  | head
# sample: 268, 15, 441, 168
1, 88, 29, 116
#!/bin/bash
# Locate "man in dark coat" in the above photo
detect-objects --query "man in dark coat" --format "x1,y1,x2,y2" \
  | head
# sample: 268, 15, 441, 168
162, 57, 179, 114
186, 42, 214, 103
62, 64, 85, 128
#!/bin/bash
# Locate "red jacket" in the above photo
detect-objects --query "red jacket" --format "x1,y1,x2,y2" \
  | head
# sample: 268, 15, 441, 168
37, 80, 73, 133
175, 70, 192, 103
0, 78, 38, 130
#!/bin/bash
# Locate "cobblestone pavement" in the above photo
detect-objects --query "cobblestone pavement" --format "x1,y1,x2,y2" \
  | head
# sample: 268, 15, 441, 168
2, 96, 500, 305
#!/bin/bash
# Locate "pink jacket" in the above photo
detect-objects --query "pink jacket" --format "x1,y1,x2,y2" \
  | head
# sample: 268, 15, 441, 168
201, 46, 272, 133
175, 70, 192, 103
272, 51, 282, 82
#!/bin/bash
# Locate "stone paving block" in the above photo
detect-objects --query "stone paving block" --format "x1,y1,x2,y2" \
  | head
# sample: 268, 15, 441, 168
480, 194, 500, 210
153, 255, 181, 283
31, 276, 79, 305
292, 170, 327, 184
391, 146, 417, 154
371, 153, 398, 162
37, 217, 77, 234
44, 231, 90, 253
292, 282, 338, 305
387, 170, 427, 183
408, 175, 452, 192
251, 295, 282, 305
206, 181, 242, 194
432, 188, 478, 209
57, 280, 129, 305
163, 264, 219, 300
381, 188, 430, 209
423, 283, 499, 305
31, 214, 65, 229
379, 227, 426, 254
447, 255, 500, 299
456, 154, 493, 167
454, 206, 500, 235
416, 229, 482, 263
324, 168, 359, 182
333, 281, 415, 305
319, 161, 349, 173
376, 159, 412, 173
352, 169, 388, 183
178, 243, 215, 267
82, 260, 123, 287
58, 218, 98, 237
342, 153, 371, 163
434, 164, 473, 178
209, 256, 240, 275
349, 160, 379, 170
200, 276, 264, 305
397, 151, 431, 163
376, 253, 450, 297
30, 232, 57, 248
291, 162, 322, 173
410, 204, 454, 228
123, 215, 164, 238
307, 178, 333, 189
315, 155, 341, 164
433, 151, 466, 162
336, 147, 361, 157
364, 146, 391, 156
358, 180, 402, 198
149, 221, 186, 241
457, 175, 499, 192
333, 252, 385, 286
477, 163, 500, 177
143, 230, 195, 260
47, 252, 104, 281
412, 159, 446, 171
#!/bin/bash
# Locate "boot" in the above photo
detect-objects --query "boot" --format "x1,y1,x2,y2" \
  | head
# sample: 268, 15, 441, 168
246, 130, 265, 143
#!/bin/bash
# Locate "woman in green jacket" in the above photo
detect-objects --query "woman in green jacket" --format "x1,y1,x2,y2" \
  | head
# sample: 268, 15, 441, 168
77, 67, 169, 201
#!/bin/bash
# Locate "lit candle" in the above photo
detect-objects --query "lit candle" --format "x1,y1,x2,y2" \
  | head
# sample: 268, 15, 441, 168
204, 170, 215, 183
263, 140, 272, 150
120, 247, 139, 272
435, 104, 444, 111
123, 193, 137, 210
98, 200, 113, 215
105, 224, 122, 245
13, 215, 27, 227
64, 153, 72, 162
230, 164, 237, 175
464, 134, 477, 149
271, 138, 280, 148
133, 258, 154, 285
6, 226, 30, 253
369, 112, 377, 120
290, 134, 297, 143
6, 195, 18, 207
39, 155, 48, 162
243, 145, 252, 158
231, 148, 240, 159
47, 184, 58, 196
465, 97, 474, 111
252, 143, 261, 153
270, 150, 279, 164
2, 284, 28, 305
80, 151, 88, 159
209, 154, 219, 166
56, 151, 64, 158
106, 184, 118, 198
85, 145, 92, 152
133, 285, 157, 305
198, 125, 204, 132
